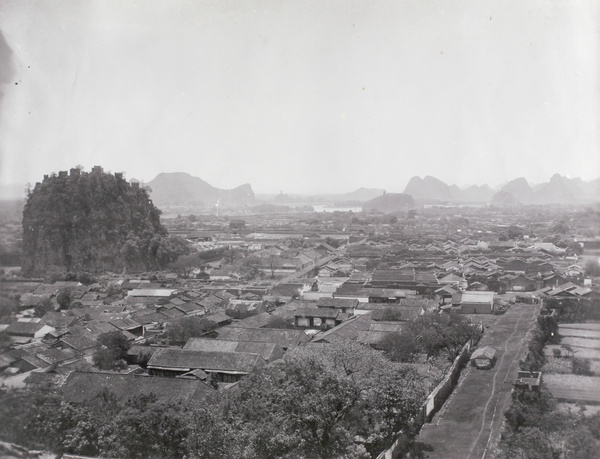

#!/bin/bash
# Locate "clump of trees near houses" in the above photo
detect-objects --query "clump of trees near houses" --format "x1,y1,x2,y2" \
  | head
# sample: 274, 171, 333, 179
0, 339, 432, 459
379, 312, 481, 363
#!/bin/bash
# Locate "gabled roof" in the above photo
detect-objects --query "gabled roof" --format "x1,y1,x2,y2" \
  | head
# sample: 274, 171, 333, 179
147, 348, 266, 374
228, 312, 272, 328
316, 297, 359, 309
457, 291, 495, 303
35, 348, 73, 365
294, 308, 340, 319
204, 312, 232, 326
4, 321, 50, 337
183, 338, 283, 362
60, 334, 99, 351
110, 318, 142, 331
312, 313, 374, 343
215, 327, 310, 348
471, 346, 496, 360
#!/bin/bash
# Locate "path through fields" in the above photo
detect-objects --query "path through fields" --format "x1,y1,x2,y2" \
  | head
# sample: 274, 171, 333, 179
416, 302, 539, 459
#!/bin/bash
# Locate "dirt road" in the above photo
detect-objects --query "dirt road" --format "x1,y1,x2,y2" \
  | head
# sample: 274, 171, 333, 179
416, 302, 539, 459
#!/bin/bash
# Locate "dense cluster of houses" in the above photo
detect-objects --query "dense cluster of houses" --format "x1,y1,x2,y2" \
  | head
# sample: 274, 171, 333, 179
1, 209, 598, 405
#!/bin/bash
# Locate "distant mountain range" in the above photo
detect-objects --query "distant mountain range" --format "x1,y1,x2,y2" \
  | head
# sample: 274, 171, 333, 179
404, 174, 600, 205
404, 176, 495, 203
144, 172, 255, 206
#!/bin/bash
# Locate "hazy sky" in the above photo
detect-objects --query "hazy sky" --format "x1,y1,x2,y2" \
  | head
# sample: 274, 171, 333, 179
0, 0, 598, 195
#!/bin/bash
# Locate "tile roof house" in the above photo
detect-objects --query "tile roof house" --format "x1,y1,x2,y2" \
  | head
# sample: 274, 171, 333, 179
294, 308, 348, 329
453, 291, 495, 314
228, 312, 273, 329
59, 334, 100, 354
311, 313, 375, 343
183, 338, 285, 362
147, 348, 266, 382
316, 297, 359, 314
4, 322, 55, 339
214, 327, 310, 350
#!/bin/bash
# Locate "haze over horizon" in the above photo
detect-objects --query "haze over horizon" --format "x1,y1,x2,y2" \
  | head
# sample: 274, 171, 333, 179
0, 0, 599, 196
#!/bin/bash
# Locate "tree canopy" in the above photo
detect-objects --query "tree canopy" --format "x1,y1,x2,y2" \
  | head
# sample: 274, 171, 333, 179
93, 331, 132, 370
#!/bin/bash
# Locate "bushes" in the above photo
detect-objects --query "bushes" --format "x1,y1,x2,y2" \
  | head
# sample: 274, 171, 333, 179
0, 387, 191, 459
379, 312, 480, 362
498, 388, 600, 459
572, 357, 593, 376
519, 320, 549, 372
92, 332, 131, 370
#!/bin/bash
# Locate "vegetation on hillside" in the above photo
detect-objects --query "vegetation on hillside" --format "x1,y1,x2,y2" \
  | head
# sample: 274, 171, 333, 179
21, 167, 189, 276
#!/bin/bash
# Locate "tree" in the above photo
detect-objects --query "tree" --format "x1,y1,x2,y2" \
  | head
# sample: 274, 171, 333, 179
496, 427, 556, 459
34, 298, 55, 318
379, 312, 479, 362
506, 225, 524, 240
222, 248, 241, 265
378, 332, 419, 363
572, 357, 593, 376
93, 332, 131, 370
239, 256, 264, 281
0, 295, 19, 319
584, 259, 600, 277
99, 395, 190, 459
566, 242, 583, 257
163, 317, 217, 344
56, 288, 72, 309
550, 221, 569, 234
187, 404, 237, 459
216, 339, 426, 458
168, 253, 200, 278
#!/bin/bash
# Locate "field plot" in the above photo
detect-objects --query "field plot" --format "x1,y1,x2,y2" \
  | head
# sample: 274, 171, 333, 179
558, 326, 600, 340
560, 323, 600, 332
556, 403, 600, 416
544, 374, 600, 403
560, 336, 600, 350
544, 344, 600, 361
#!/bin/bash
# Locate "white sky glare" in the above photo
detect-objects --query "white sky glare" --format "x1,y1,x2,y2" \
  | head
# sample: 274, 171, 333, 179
0, 0, 598, 195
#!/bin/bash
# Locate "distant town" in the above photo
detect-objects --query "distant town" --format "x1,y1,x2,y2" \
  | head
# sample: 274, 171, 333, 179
0, 166, 599, 459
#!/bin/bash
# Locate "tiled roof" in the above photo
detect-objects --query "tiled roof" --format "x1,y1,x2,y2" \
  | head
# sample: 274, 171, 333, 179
316, 297, 359, 309
147, 348, 265, 373
215, 327, 310, 348
183, 338, 283, 362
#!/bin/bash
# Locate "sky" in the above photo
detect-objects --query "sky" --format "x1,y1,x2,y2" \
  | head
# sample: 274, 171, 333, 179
0, 0, 598, 196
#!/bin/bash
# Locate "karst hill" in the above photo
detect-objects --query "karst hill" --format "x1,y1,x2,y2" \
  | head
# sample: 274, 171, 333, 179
22, 166, 187, 276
